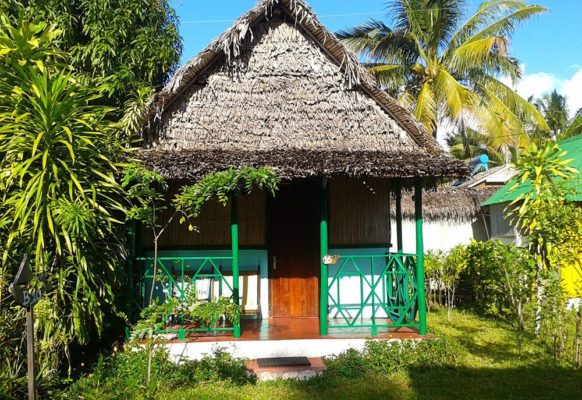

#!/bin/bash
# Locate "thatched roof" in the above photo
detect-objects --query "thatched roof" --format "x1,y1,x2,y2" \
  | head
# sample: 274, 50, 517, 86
392, 186, 497, 223
141, 0, 468, 181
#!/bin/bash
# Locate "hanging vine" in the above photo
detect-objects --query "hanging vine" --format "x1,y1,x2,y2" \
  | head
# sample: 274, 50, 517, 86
174, 166, 280, 230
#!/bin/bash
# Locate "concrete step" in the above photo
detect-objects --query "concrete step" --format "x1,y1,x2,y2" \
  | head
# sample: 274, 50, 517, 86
246, 357, 326, 381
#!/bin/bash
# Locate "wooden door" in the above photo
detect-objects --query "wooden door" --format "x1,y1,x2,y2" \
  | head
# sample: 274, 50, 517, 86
268, 180, 320, 317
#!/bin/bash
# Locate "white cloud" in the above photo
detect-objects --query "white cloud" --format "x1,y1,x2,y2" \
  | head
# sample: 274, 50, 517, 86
506, 66, 582, 118
561, 68, 582, 117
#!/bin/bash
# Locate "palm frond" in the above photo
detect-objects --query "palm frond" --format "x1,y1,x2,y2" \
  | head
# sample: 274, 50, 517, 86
433, 68, 478, 121
336, 20, 393, 61
465, 5, 548, 44
414, 81, 437, 133
447, 0, 532, 51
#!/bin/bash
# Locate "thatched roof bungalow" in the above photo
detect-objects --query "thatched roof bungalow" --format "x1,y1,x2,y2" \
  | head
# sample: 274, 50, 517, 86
132, 0, 468, 353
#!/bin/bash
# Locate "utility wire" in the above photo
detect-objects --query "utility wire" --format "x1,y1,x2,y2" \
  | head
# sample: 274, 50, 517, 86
180, 11, 385, 24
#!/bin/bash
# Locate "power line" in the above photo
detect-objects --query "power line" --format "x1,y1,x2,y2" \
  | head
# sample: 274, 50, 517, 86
180, 11, 385, 25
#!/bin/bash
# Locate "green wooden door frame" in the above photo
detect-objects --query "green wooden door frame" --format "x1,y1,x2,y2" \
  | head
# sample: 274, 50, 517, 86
414, 179, 427, 335
320, 178, 329, 336
231, 196, 241, 338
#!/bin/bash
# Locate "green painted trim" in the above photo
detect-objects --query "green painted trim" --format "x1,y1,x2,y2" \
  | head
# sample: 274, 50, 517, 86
141, 245, 268, 251
231, 196, 241, 339
326, 253, 419, 333
415, 179, 427, 335
320, 178, 329, 336
328, 243, 390, 249
396, 179, 403, 253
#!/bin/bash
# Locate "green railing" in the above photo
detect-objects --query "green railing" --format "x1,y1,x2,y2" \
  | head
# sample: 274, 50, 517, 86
327, 253, 419, 335
135, 256, 241, 339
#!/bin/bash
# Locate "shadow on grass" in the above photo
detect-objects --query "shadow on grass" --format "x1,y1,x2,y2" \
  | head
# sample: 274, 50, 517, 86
407, 365, 582, 400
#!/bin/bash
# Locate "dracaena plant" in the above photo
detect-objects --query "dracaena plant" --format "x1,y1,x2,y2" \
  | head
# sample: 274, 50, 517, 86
0, 15, 128, 377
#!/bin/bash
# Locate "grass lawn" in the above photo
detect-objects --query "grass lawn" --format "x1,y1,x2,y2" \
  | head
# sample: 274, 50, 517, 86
156, 309, 582, 400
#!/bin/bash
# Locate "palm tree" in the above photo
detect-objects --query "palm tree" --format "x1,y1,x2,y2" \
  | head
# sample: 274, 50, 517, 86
562, 108, 582, 139
337, 0, 549, 151
445, 128, 508, 165
531, 90, 569, 140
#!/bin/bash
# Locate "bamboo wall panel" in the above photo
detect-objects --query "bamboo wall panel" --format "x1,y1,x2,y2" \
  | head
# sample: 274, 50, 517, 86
142, 186, 266, 249
329, 177, 390, 246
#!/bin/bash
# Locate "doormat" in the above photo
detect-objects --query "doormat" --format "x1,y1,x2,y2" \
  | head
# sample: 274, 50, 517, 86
256, 357, 311, 368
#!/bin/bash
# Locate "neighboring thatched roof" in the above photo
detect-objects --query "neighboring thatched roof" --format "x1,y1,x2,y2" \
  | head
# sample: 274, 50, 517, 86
141, 0, 468, 181
392, 187, 497, 223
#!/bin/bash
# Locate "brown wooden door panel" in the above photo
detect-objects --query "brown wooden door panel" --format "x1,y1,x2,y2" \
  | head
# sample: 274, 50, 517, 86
269, 180, 319, 318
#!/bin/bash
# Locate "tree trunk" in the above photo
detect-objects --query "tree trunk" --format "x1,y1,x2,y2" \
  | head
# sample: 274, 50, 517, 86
147, 340, 153, 383
575, 306, 581, 368
149, 237, 159, 305
517, 300, 524, 355
534, 258, 544, 337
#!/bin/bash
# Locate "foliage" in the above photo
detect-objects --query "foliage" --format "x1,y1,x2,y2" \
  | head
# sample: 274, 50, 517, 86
424, 246, 468, 320
1, 0, 182, 106
64, 348, 253, 400
53, 309, 582, 400
0, 14, 127, 390
325, 338, 462, 378
445, 127, 512, 164
530, 90, 569, 142
0, 305, 26, 398
462, 240, 535, 321
562, 109, 582, 139
122, 164, 170, 231
337, 0, 549, 153
508, 142, 578, 335
131, 289, 241, 341
189, 297, 241, 327
175, 166, 280, 231
122, 164, 174, 304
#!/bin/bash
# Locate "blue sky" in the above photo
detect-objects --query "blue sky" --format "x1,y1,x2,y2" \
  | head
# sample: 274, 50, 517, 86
171, 0, 582, 114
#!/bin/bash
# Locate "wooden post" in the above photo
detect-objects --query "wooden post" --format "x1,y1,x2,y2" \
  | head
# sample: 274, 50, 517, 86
396, 179, 403, 253
320, 178, 329, 336
26, 306, 36, 400
415, 178, 427, 335
231, 196, 241, 339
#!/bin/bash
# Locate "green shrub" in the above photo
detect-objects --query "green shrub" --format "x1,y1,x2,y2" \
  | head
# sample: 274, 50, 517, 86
322, 348, 367, 378
192, 349, 255, 385
461, 240, 535, 321
64, 347, 253, 399
324, 338, 462, 377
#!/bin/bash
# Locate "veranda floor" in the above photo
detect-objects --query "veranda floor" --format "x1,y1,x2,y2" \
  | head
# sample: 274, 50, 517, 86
174, 317, 423, 343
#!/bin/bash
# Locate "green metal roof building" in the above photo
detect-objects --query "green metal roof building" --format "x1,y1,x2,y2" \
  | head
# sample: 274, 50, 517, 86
483, 134, 582, 206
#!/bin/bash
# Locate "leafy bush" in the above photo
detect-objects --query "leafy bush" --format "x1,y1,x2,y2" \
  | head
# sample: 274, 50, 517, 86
64, 348, 254, 399
425, 246, 468, 319
462, 240, 535, 322
324, 338, 462, 378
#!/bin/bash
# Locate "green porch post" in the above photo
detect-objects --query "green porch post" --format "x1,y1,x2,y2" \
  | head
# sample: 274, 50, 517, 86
395, 179, 403, 253
414, 178, 427, 335
231, 196, 241, 338
320, 178, 329, 336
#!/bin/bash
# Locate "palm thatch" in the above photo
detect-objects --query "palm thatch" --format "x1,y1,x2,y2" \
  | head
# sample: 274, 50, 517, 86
141, 0, 468, 181
392, 186, 497, 223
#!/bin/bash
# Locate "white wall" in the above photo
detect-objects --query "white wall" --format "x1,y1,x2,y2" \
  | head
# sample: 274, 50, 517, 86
390, 220, 475, 253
